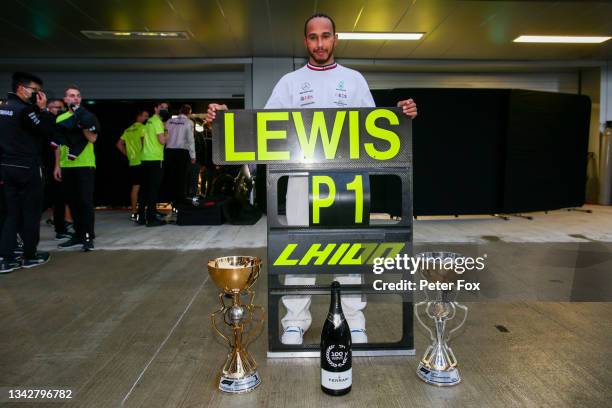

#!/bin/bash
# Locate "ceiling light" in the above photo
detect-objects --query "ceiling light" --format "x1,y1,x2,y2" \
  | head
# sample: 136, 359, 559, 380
81, 30, 190, 40
514, 35, 610, 44
337, 32, 424, 40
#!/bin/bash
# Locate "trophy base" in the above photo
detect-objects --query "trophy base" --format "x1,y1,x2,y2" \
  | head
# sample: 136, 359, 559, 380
417, 362, 461, 386
218, 371, 261, 394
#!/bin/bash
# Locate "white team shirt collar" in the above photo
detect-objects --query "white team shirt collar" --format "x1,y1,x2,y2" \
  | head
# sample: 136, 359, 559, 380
306, 61, 338, 71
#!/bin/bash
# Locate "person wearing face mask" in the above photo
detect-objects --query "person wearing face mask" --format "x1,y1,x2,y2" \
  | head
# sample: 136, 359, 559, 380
137, 102, 170, 227
50, 94, 100, 161
46, 98, 65, 116
54, 86, 100, 252
116, 108, 149, 221
0, 72, 55, 274
43, 98, 73, 240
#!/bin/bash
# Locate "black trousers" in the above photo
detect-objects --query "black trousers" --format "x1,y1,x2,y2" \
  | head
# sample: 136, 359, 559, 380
163, 148, 190, 205
0, 182, 5, 240
139, 160, 164, 222
0, 165, 43, 259
62, 167, 95, 241
52, 178, 67, 234
44, 168, 67, 234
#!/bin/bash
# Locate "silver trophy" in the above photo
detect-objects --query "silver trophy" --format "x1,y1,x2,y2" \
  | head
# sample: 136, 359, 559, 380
414, 252, 468, 386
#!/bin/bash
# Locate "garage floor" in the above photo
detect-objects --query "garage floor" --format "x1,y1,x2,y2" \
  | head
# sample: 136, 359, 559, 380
1, 208, 611, 407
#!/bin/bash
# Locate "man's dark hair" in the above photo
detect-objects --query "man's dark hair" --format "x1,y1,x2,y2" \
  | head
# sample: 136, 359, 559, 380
304, 13, 336, 37
64, 85, 81, 96
180, 104, 192, 115
154, 101, 169, 109
135, 108, 148, 117
47, 98, 65, 106
12, 72, 43, 92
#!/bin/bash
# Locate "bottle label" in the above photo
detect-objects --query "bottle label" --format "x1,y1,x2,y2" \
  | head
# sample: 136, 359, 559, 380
324, 344, 349, 368
321, 368, 352, 390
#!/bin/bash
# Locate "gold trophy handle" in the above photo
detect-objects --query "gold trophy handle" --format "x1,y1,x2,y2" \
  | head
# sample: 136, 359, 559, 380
243, 304, 265, 349
242, 290, 264, 348
211, 294, 232, 347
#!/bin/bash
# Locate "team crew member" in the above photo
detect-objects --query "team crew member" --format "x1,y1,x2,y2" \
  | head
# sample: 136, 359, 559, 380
163, 104, 195, 208
46, 98, 65, 116
44, 98, 73, 240
0, 72, 54, 273
138, 102, 169, 227
54, 86, 100, 252
116, 109, 148, 221
208, 13, 417, 345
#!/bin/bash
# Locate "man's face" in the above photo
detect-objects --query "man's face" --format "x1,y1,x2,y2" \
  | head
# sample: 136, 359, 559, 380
47, 101, 65, 116
64, 88, 81, 107
304, 17, 337, 66
16, 81, 42, 103
154, 103, 168, 115
137, 111, 149, 123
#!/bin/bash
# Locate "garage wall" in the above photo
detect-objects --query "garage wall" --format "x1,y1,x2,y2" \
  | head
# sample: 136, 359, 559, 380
0, 71, 245, 100
251, 57, 294, 108
361, 72, 580, 94
1, 65, 579, 101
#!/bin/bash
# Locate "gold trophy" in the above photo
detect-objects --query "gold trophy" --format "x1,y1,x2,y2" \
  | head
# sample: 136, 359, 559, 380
208, 256, 265, 393
414, 252, 468, 386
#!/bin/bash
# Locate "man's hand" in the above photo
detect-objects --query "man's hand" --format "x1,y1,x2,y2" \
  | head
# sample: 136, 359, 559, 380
191, 158, 196, 164
36, 91, 47, 110
397, 99, 417, 119
53, 166, 62, 182
116, 139, 127, 156
206, 103, 228, 121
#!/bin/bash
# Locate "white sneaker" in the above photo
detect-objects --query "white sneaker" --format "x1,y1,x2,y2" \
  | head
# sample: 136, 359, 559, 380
281, 326, 304, 345
351, 328, 368, 344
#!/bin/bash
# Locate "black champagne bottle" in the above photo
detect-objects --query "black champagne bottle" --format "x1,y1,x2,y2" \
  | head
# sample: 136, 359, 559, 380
320, 281, 352, 396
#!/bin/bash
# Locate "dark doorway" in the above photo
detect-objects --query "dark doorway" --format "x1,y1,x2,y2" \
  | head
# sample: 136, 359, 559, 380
82, 99, 243, 206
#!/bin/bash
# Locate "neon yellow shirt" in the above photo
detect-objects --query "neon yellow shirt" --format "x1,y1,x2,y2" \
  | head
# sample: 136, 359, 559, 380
120, 122, 145, 166
141, 114, 165, 161
57, 111, 96, 168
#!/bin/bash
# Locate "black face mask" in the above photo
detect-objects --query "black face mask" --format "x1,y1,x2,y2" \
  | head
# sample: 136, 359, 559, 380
28, 91, 38, 105
159, 109, 170, 122
142, 118, 149, 125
